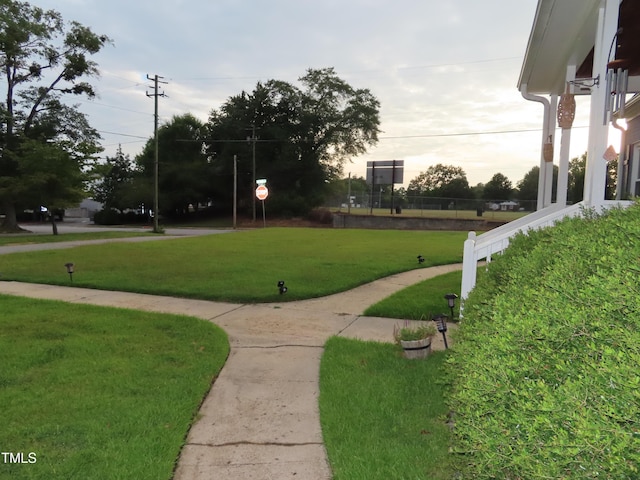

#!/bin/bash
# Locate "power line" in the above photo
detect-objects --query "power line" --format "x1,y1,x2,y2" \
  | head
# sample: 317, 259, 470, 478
77, 99, 153, 117
97, 130, 148, 139
378, 125, 588, 140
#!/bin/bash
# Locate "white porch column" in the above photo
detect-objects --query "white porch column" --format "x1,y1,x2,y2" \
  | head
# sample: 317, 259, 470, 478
584, 0, 619, 206
557, 66, 576, 206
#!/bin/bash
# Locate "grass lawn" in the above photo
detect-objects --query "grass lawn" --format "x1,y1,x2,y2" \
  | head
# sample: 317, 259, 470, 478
364, 270, 463, 320
0, 295, 229, 480
0, 228, 466, 303
320, 337, 454, 479
0, 231, 151, 246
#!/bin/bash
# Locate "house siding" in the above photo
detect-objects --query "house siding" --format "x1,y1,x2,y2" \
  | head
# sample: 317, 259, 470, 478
624, 116, 640, 196
627, 116, 640, 145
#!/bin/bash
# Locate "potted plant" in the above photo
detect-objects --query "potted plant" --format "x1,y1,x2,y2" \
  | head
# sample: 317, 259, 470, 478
393, 320, 437, 359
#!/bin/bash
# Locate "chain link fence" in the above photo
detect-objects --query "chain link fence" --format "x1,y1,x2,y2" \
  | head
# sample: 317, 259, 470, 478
323, 193, 537, 220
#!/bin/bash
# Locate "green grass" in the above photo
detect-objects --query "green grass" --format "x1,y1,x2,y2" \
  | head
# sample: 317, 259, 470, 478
320, 337, 454, 479
0, 231, 150, 246
0, 228, 465, 303
364, 270, 462, 320
0, 295, 229, 480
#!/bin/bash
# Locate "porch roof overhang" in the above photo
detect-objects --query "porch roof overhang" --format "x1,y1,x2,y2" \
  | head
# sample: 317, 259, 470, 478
518, 0, 640, 97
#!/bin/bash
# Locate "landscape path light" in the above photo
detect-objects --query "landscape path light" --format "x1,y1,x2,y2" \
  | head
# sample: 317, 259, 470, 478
444, 293, 458, 321
64, 262, 75, 282
432, 313, 448, 349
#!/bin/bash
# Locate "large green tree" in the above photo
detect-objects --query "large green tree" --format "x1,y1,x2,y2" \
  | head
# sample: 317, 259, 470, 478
483, 172, 513, 201
91, 145, 136, 214
516, 165, 558, 205
567, 153, 586, 204
0, 0, 110, 232
135, 113, 210, 219
204, 68, 380, 216
407, 164, 472, 199
567, 152, 617, 202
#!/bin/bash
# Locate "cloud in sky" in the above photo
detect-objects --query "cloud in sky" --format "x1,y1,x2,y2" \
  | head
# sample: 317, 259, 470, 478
29, 0, 597, 187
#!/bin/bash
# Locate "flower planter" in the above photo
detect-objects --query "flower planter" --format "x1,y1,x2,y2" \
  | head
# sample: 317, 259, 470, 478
400, 336, 432, 359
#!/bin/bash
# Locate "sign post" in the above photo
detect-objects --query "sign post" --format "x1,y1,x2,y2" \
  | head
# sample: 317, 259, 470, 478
255, 182, 268, 228
366, 160, 404, 214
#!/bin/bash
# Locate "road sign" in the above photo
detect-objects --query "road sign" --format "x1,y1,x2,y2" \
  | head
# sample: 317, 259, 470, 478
256, 185, 269, 200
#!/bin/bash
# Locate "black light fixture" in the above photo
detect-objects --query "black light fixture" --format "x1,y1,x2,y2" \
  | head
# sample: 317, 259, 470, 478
277, 280, 287, 295
64, 262, 75, 282
432, 313, 448, 349
444, 293, 458, 321
417, 255, 425, 264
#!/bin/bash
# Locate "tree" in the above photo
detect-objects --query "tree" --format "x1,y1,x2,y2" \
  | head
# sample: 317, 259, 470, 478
91, 145, 136, 214
407, 164, 472, 199
135, 114, 209, 219
567, 153, 586, 204
15, 137, 87, 234
483, 173, 513, 201
0, 1, 110, 232
516, 166, 539, 201
516, 165, 558, 205
204, 68, 380, 216
471, 183, 485, 200
566, 152, 617, 202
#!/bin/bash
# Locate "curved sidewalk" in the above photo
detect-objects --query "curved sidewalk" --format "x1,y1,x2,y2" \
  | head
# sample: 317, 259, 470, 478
0, 263, 461, 480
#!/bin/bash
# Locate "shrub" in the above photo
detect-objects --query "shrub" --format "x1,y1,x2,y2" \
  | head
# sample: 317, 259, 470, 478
307, 207, 333, 224
449, 202, 640, 479
93, 208, 122, 225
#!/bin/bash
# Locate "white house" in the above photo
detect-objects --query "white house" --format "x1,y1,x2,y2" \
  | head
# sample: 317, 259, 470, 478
461, 0, 638, 304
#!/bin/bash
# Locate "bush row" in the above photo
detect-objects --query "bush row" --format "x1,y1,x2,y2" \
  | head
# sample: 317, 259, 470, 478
449, 202, 640, 479
94, 209, 148, 225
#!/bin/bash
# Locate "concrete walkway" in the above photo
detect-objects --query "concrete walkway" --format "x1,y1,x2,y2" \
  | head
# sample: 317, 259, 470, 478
0, 223, 233, 254
0, 263, 461, 479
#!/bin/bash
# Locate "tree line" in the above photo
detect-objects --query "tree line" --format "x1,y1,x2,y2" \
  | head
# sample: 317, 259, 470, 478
0, 1, 380, 231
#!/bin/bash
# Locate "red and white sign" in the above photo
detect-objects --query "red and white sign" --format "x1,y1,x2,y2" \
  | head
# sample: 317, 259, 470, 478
255, 185, 269, 201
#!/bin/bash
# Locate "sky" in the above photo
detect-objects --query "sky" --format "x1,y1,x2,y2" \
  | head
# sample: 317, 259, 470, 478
28, 0, 602, 188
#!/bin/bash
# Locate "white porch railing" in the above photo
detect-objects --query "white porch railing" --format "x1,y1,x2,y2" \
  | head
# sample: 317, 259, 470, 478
460, 200, 632, 307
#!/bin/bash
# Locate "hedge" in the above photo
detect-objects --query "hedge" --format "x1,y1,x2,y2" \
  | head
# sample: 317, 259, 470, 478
449, 202, 640, 479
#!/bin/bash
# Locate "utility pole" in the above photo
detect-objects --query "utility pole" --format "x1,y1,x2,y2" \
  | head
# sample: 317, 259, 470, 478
146, 74, 167, 233
347, 172, 352, 215
246, 124, 259, 222
233, 154, 237, 229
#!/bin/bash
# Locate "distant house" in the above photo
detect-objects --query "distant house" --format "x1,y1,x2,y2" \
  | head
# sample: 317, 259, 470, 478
65, 199, 103, 221
461, 0, 637, 303
499, 201, 519, 211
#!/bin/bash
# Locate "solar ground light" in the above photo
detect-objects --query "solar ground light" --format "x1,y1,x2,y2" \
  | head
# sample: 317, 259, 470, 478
64, 262, 75, 282
432, 313, 448, 349
444, 293, 458, 320
277, 280, 287, 295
